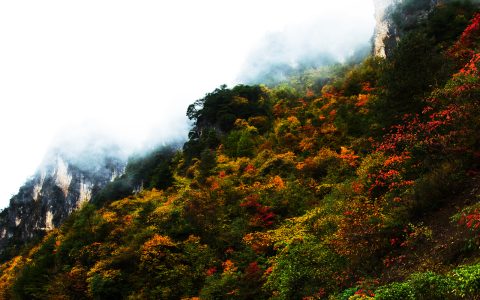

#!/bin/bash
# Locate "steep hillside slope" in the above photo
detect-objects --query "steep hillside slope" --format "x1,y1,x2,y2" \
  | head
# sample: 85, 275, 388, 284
1, 1, 480, 299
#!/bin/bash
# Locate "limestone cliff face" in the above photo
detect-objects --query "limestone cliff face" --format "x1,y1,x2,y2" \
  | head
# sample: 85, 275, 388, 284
373, 0, 398, 57
373, 0, 439, 57
0, 149, 125, 253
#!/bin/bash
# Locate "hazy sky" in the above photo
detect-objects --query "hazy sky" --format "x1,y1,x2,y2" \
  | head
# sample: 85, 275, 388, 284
0, 0, 375, 208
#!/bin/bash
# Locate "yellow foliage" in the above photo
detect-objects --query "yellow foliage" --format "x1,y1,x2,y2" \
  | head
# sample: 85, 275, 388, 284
152, 203, 174, 223
243, 232, 275, 253
320, 123, 337, 134
101, 211, 117, 223
0, 256, 25, 297
234, 118, 249, 128
234, 118, 258, 133
286, 116, 301, 127
109, 189, 164, 212
217, 154, 230, 164
275, 151, 296, 162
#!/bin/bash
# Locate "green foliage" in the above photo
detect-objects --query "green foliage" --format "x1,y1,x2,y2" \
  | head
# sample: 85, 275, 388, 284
265, 239, 346, 299
12, 235, 57, 299
412, 160, 465, 214
426, 1, 477, 47
93, 146, 176, 206
4, 7, 480, 299
408, 272, 454, 299
375, 282, 416, 300
337, 57, 383, 96
198, 149, 217, 182
380, 31, 443, 115
200, 272, 241, 300
378, 1, 479, 123
452, 263, 480, 298
363, 263, 480, 300
224, 129, 256, 158
184, 84, 271, 163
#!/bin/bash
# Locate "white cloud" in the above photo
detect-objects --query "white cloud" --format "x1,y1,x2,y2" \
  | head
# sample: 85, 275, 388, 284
0, 0, 374, 208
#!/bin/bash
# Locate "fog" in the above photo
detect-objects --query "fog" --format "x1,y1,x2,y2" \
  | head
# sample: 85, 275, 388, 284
0, 0, 375, 208
238, 11, 375, 84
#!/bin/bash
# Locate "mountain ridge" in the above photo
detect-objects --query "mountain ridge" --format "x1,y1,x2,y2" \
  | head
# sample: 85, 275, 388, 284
2, 1, 480, 299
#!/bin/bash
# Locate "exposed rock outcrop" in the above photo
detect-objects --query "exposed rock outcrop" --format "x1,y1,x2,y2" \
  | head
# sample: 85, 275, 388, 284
373, 0, 398, 57
373, 0, 439, 57
0, 149, 125, 254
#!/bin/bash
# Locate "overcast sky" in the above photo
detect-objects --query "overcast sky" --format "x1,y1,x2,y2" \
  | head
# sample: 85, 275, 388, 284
0, 0, 375, 208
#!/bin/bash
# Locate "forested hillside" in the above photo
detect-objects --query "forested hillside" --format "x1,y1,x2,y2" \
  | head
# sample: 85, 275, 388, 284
2, 2, 480, 299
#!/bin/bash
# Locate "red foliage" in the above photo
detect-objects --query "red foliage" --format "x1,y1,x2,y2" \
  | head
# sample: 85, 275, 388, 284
240, 194, 262, 209
206, 266, 217, 276
383, 255, 406, 268
367, 167, 414, 198
461, 13, 480, 46
332, 199, 386, 262
449, 13, 480, 62
240, 194, 276, 227
351, 181, 365, 194
354, 289, 375, 298
244, 261, 263, 280
244, 164, 257, 174
362, 82, 375, 93
303, 288, 326, 300
458, 208, 480, 232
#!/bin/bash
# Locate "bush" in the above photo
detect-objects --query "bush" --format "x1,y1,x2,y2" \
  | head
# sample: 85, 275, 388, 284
408, 272, 454, 299
452, 263, 480, 298
375, 282, 416, 300
369, 264, 480, 300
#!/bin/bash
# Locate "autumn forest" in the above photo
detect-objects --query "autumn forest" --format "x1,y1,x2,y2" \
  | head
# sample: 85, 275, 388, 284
2, 1, 480, 299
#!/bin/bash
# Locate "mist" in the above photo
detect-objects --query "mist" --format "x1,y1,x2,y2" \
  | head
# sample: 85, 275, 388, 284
0, 0, 375, 208
238, 12, 375, 84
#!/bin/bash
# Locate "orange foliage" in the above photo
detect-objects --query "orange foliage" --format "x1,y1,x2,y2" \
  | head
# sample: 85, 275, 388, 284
339, 146, 360, 167
222, 259, 238, 274
243, 232, 274, 253
270, 175, 285, 191
356, 94, 369, 107
143, 234, 176, 249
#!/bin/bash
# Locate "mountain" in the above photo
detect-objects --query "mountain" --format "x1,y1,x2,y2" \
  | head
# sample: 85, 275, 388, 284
0, 148, 125, 258
0, 0, 436, 256
2, 1, 480, 299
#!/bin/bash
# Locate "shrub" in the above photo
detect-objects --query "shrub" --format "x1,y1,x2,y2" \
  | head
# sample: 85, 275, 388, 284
375, 282, 416, 300
452, 263, 480, 298
408, 272, 454, 299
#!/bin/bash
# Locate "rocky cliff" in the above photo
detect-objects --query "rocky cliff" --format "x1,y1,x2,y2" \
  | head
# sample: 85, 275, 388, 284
373, 0, 439, 57
373, 0, 398, 57
0, 147, 125, 254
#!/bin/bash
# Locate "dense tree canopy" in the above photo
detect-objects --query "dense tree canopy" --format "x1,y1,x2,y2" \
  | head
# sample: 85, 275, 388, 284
2, 3, 480, 299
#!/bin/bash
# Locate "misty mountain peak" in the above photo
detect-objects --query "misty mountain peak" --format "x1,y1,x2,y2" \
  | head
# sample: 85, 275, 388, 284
0, 146, 126, 253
